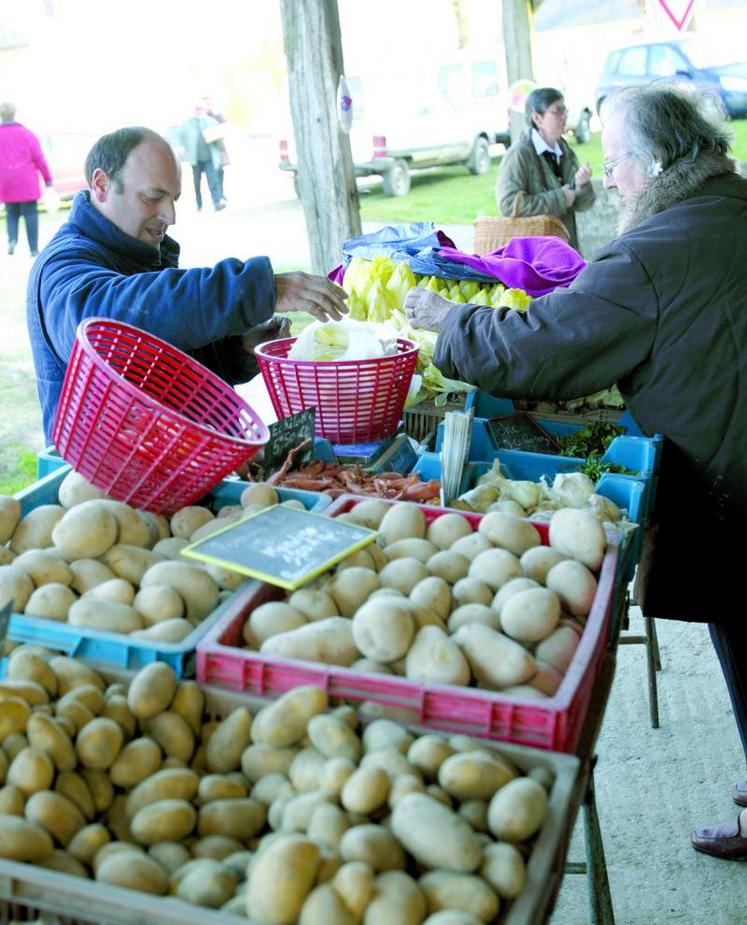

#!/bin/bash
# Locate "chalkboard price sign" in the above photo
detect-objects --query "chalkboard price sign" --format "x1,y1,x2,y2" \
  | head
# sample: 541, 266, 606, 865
261, 408, 317, 476
487, 413, 561, 455
181, 505, 377, 590
0, 600, 10, 647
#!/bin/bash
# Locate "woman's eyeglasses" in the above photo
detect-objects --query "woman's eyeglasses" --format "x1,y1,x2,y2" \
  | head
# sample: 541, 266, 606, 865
546, 105, 568, 117
602, 151, 632, 178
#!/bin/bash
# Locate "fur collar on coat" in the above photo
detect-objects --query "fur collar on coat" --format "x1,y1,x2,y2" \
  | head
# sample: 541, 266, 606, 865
618, 151, 736, 234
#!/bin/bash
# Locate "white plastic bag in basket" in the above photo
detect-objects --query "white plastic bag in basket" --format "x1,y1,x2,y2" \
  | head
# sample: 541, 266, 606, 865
288, 318, 398, 362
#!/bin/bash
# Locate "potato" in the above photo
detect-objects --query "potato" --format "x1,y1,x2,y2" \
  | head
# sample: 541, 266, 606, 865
437, 751, 516, 801
251, 686, 328, 748
7, 746, 55, 796
36, 848, 86, 877
0, 784, 26, 815
3, 731, 30, 762
144, 711, 195, 763
69, 558, 117, 595
175, 857, 238, 907
418, 870, 499, 922
95, 849, 169, 894
341, 498, 390, 530
407, 735, 455, 780
26, 712, 76, 771
280, 789, 332, 832
75, 717, 124, 770
520, 546, 568, 584
12, 548, 73, 586
241, 743, 296, 782
252, 773, 294, 808
405, 626, 471, 686
99, 500, 151, 547
307, 714, 362, 762
82, 577, 136, 606
467, 548, 523, 592
170, 681, 204, 737
529, 660, 564, 696
391, 792, 482, 872
297, 882, 356, 925
102, 545, 165, 586
546, 559, 598, 617
499, 587, 561, 643
10, 504, 65, 554
318, 756, 356, 798
127, 662, 177, 720
50, 500, 119, 560
352, 599, 414, 664
409, 576, 452, 621
426, 550, 470, 584
152, 537, 189, 559
170, 505, 215, 539
24, 583, 77, 621
248, 601, 307, 644
261, 617, 359, 668
447, 603, 500, 633
240, 482, 279, 508
422, 912, 484, 925
458, 799, 489, 832
384, 538, 439, 564
140, 560, 220, 622
49, 656, 105, 696
491, 577, 540, 616
534, 625, 581, 674
378, 502, 427, 546
452, 624, 536, 690
287, 587, 339, 622
57, 682, 105, 715
424, 512, 472, 550
363, 869, 427, 925
289, 747, 326, 793
449, 533, 493, 562
206, 707, 253, 773
305, 802, 350, 853
132, 619, 193, 642
125, 767, 199, 819
68, 597, 144, 634
0, 696, 29, 743
205, 562, 244, 592
336, 547, 380, 573
339, 823, 405, 871
549, 508, 607, 570
480, 841, 526, 900
361, 718, 414, 755
132, 584, 185, 625
0, 564, 34, 611
487, 777, 549, 842
0, 815, 54, 860
341, 766, 390, 815
109, 737, 163, 788
477, 511, 541, 557
148, 840, 191, 874
332, 861, 376, 920
0, 494, 22, 542
140, 510, 171, 547
245, 834, 321, 924
0, 546, 16, 565
377, 557, 429, 595
25, 789, 86, 846
328, 567, 381, 617
67, 822, 110, 865
58, 469, 108, 508
130, 798, 197, 845
55, 770, 96, 820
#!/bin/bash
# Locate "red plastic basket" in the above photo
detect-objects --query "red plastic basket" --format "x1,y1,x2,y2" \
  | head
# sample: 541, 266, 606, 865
196, 495, 620, 753
254, 336, 419, 444
52, 318, 270, 515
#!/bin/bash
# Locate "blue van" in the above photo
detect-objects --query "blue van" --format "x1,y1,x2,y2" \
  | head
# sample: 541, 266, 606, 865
595, 37, 747, 117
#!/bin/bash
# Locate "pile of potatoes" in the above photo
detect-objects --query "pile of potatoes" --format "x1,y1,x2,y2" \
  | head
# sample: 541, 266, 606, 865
0, 472, 305, 644
240, 500, 610, 700
0, 655, 560, 925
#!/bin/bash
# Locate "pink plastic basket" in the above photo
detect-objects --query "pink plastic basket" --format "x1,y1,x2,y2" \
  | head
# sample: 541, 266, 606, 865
52, 318, 269, 515
254, 336, 419, 444
196, 496, 620, 753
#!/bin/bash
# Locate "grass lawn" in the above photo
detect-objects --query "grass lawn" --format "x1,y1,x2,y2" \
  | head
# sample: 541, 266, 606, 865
360, 118, 747, 225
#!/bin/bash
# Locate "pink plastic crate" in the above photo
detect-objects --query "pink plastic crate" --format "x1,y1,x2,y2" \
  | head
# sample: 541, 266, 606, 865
196, 495, 620, 753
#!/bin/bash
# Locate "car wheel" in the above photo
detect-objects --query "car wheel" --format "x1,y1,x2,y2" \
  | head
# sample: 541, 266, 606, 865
382, 159, 411, 197
574, 112, 592, 144
468, 137, 491, 175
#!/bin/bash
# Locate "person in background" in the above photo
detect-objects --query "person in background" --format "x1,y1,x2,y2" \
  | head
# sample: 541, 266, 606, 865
496, 87, 595, 253
0, 102, 54, 257
405, 84, 747, 859
178, 103, 225, 211
27, 126, 347, 443
202, 95, 229, 203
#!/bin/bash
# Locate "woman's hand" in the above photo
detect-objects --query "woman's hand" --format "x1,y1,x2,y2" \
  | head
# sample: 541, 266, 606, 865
404, 288, 453, 333
274, 272, 348, 322
574, 162, 592, 187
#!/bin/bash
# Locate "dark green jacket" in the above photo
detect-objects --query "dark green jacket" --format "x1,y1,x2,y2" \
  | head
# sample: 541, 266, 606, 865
496, 130, 595, 252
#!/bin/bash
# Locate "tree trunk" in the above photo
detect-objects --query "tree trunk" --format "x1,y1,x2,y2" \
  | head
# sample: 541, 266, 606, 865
502, 0, 535, 143
280, 0, 361, 276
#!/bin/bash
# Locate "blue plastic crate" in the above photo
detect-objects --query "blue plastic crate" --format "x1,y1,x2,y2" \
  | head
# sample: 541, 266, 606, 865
3, 467, 328, 678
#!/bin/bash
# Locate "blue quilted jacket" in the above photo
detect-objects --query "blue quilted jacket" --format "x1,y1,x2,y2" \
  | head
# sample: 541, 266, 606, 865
27, 191, 275, 441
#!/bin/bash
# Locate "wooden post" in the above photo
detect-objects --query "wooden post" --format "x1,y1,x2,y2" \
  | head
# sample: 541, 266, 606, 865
280, 0, 361, 275
502, 0, 536, 143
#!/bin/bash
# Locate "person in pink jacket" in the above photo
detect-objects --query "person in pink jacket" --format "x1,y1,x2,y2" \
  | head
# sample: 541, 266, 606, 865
0, 102, 53, 256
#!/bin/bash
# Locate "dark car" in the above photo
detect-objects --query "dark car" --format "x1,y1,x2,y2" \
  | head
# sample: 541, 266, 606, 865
596, 38, 747, 118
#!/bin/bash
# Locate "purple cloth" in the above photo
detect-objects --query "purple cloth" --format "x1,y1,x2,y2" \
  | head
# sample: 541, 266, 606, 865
439, 236, 586, 296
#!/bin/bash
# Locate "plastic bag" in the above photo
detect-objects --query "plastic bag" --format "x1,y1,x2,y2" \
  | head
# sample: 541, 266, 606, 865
289, 319, 398, 363
42, 187, 61, 215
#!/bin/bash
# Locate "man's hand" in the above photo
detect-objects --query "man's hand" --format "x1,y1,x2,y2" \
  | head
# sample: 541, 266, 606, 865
404, 288, 453, 333
275, 272, 348, 322
574, 162, 592, 187
241, 314, 291, 355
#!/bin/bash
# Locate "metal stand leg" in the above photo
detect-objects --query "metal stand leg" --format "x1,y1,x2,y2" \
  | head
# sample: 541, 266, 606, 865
648, 615, 662, 671
583, 762, 616, 925
644, 616, 660, 729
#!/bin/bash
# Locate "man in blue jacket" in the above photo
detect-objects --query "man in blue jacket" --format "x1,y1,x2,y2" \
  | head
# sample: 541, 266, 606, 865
27, 126, 347, 442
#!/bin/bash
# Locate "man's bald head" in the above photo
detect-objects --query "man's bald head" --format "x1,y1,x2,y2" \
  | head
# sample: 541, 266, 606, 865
85, 127, 175, 193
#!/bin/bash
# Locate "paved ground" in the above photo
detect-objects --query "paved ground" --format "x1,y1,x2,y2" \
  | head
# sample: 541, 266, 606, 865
3, 189, 744, 923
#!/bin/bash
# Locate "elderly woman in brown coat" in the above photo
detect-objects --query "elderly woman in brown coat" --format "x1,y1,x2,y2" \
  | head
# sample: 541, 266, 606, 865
496, 87, 595, 252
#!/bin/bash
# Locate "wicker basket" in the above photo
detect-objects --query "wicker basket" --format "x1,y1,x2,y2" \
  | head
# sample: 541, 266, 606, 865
474, 192, 569, 255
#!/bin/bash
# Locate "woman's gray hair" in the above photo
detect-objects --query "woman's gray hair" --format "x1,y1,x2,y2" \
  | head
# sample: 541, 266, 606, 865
0, 101, 17, 122
600, 84, 732, 173
524, 87, 564, 127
